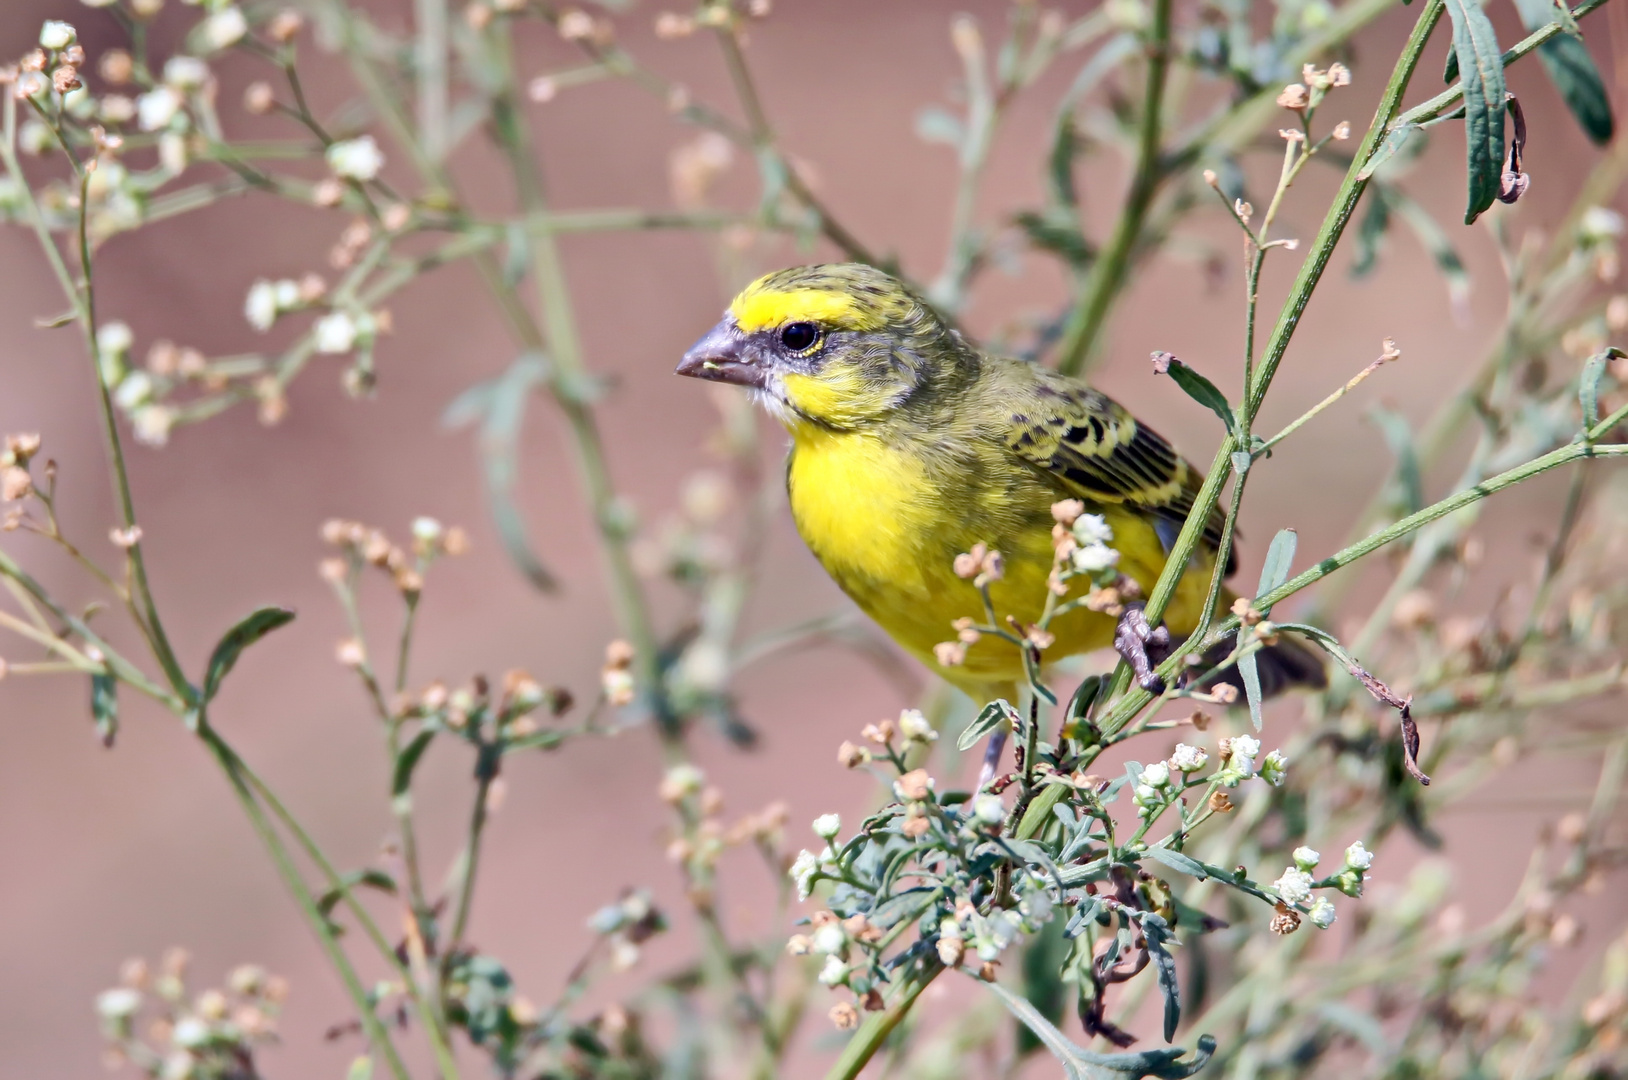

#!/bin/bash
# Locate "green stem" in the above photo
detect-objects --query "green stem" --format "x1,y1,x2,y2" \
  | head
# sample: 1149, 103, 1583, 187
1053, 0, 1173, 377
823, 965, 941, 1080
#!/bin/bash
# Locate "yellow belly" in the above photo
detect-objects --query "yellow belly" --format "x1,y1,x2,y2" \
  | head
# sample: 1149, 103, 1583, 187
785, 426, 1219, 699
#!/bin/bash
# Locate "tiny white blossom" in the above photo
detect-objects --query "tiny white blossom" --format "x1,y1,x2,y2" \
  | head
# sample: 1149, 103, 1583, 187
1230, 734, 1261, 759
811, 923, 847, 955
113, 371, 154, 410
1345, 841, 1374, 870
136, 87, 182, 132
95, 988, 141, 1019
203, 7, 249, 50
412, 517, 444, 543
816, 954, 848, 986
1274, 866, 1314, 905
1308, 897, 1337, 929
1580, 206, 1624, 241
81, 0, 120, 7
245, 280, 279, 331
790, 849, 819, 900
163, 56, 210, 89
972, 793, 1004, 825
40, 21, 76, 50
812, 813, 841, 841
898, 708, 938, 743
97, 321, 134, 356
1292, 846, 1320, 871
273, 279, 301, 309
1072, 513, 1113, 545
1141, 761, 1171, 788
1071, 543, 1120, 573
314, 311, 359, 354
132, 405, 174, 447
327, 135, 384, 181
171, 1018, 210, 1049
1261, 748, 1288, 786
1170, 743, 1208, 772
158, 132, 188, 175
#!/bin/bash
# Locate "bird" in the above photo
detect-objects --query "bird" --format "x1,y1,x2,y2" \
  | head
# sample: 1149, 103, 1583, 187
675, 262, 1325, 706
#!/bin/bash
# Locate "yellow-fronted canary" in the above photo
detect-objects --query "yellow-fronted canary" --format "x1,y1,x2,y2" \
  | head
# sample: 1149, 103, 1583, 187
676, 263, 1324, 703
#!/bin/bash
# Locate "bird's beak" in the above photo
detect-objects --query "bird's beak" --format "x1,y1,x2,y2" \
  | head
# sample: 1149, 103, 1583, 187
676, 318, 763, 389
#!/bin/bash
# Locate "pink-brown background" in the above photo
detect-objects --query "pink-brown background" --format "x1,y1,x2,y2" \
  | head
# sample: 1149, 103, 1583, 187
1, 1, 1624, 1075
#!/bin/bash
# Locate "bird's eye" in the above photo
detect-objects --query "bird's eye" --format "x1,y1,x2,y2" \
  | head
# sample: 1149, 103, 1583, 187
779, 322, 820, 352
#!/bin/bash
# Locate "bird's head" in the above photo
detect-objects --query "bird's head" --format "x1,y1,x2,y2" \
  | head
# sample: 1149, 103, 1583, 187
676, 263, 967, 430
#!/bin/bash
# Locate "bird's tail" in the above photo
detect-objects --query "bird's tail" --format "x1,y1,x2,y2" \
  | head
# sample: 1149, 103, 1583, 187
1197, 629, 1328, 698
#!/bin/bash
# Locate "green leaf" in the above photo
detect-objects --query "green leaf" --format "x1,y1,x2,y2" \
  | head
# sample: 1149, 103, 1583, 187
1143, 845, 1211, 880
1016, 913, 1074, 1058
1256, 529, 1298, 610
316, 869, 398, 927
1580, 350, 1609, 430
1356, 123, 1419, 182
393, 730, 436, 797
91, 673, 117, 748
1047, 107, 1080, 208
1513, 0, 1614, 144
444, 355, 557, 591
346, 1057, 374, 1080
984, 980, 1217, 1078
1443, 0, 1507, 223
1066, 674, 1105, 733
914, 106, 965, 148
958, 698, 1020, 751
1230, 451, 1252, 477
1349, 188, 1392, 277
1368, 406, 1424, 515
1142, 913, 1181, 1043
1016, 210, 1095, 269
1238, 649, 1263, 731
1157, 355, 1236, 435
203, 607, 295, 702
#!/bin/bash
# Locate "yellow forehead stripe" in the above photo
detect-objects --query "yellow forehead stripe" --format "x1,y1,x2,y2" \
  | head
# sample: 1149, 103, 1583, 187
730, 287, 883, 334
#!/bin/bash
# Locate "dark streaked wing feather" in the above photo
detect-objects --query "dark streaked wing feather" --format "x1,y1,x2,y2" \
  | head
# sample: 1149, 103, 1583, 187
1004, 376, 1235, 575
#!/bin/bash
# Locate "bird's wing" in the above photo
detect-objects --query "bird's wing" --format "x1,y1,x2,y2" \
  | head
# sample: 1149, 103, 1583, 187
1003, 374, 1234, 571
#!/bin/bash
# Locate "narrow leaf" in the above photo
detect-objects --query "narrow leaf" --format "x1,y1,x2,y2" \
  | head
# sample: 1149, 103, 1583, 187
1256, 529, 1298, 608
958, 699, 1019, 751
1356, 123, 1419, 182
1066, 674, 1104, 733
1143, 845, 1211, 880
1349, 188, 1392, 277
914, 106, 965, 148
392, 730, 436, 796
1156, 355, 1236, 435
1238, 650, 1263, 731
203, 607, 295, 702
91, 673, 118, 748
1580, 350, 1608, 430
1443, 0, 1507, 223
1047, 107, 1080, 208
1142, 913, 1181, 1043
1368, 406, 1424, 515
1513, 0, 1614, 144
316, 869, 399, 924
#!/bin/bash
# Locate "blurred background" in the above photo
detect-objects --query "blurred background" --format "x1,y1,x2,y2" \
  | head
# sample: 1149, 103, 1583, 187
0, 0, 1624, 1075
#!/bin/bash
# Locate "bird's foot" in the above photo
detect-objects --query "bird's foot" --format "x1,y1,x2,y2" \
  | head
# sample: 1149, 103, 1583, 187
1115, 602, 1173, 694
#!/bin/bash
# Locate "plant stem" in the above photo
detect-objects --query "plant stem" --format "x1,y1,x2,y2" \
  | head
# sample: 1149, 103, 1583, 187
1053, 0, 1173, 377
823, 965, 941, 1080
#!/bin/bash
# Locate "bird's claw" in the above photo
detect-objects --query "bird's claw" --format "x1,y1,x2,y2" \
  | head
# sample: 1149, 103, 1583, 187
1115, 602, 1172, 694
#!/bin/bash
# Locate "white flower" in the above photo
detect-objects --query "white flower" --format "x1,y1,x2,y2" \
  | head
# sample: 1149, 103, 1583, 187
158, 132, 188, 175
326, 135, 384, 181
40, 21, 76, 50
898, 708, 938, 743
816, 954, 849, 986
132, 406, 174, 447
80, 0, 119, 7
171, 1017, 210, 1049
1071, 543, 1120, 573
1580, 206, 1624, 242
203, 7, 249, 50
1308, 897, 1337, 929
1072, 513, 1113, 545
790, 849, 819, 900
812, 922, 847, 955
1261, 748, 1288, 787
1345, 841, 1374, 870
972, 909, 1024, 961
163, 56, 210, 89
136, 87, 182, 132
1292, 846, 1320, 871
1141, 761, 1171, 788
1170, 743, 1208, 772
113, 371, 154, 410
273, 279, 301, 309
314, 311, 358, 354
97, 321, 134, 356
1230, 734, 1261, 759
972, 793, 1004, 825
95, 988, 141, 1019
412, 517, 444, 543
14, 71, 47, 100
245, 280, 279, 331
812, 813, 841, 841
1274, 866, 1314, 906
1019, 885, 1053, 926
